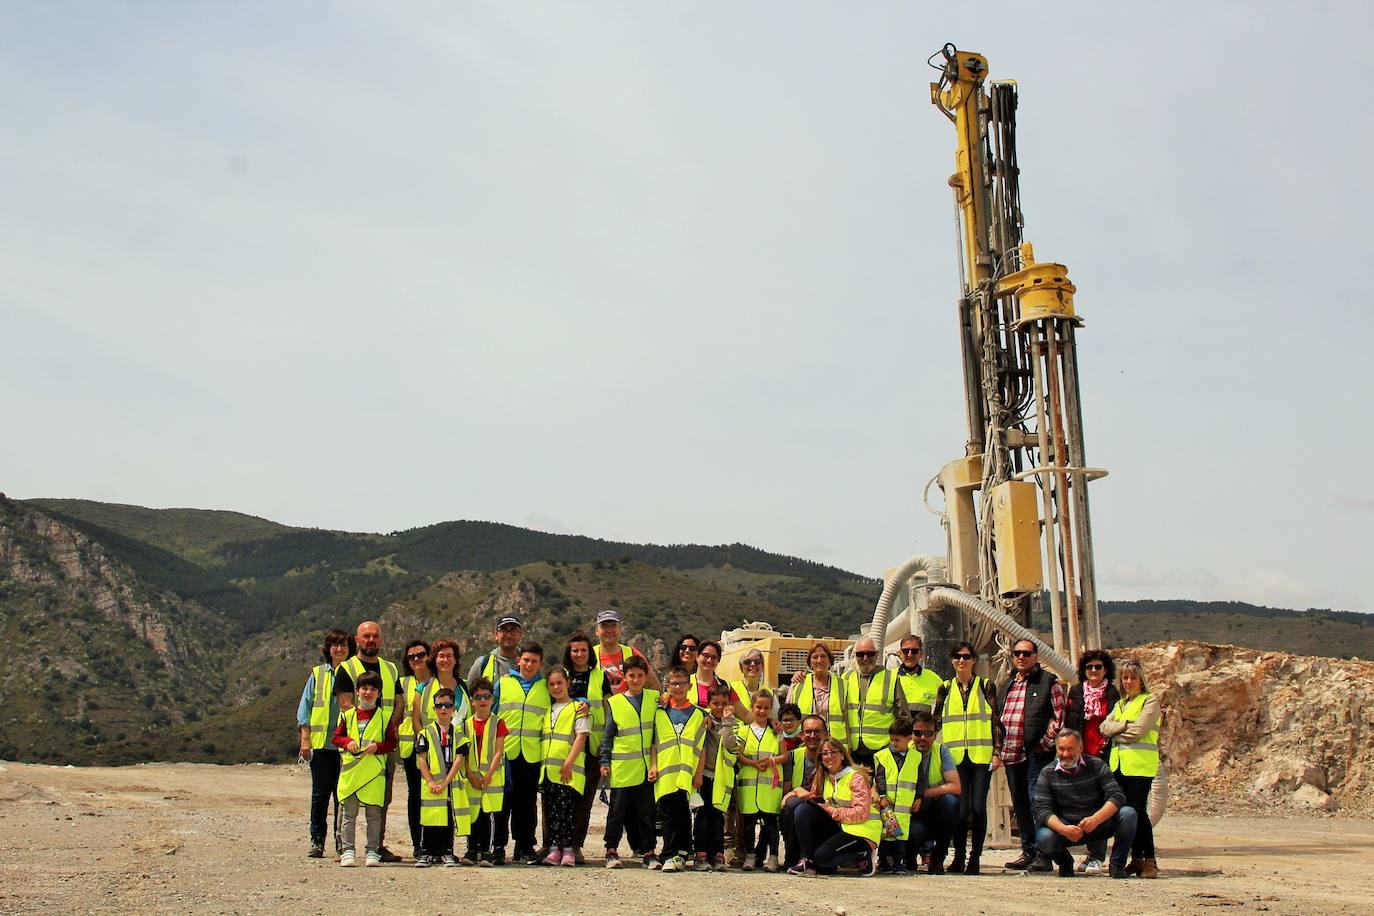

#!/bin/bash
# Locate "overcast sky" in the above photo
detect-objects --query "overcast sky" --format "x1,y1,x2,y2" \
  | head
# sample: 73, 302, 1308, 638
4, 2, 1370, 613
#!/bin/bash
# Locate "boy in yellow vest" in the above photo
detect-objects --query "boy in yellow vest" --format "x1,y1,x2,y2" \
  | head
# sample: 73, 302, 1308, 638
599, 655, 659, 868
331, 672, 398, 867
873, 716, 921, 875
494, 641, 549, 866
414, 687, 470, 867
694, 682, 740, 870
649, 666, 709, 872
463, 677, 507, 866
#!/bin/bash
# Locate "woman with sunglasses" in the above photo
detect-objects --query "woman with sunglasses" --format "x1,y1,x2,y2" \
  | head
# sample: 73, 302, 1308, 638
932, 641, 1001, 875
783, 737, 880, 877
1062, 649, 1119, 875
736, 649, 779, 721
1100, 659, 1161, 878
691, 640, 750, 720
671, 635, 700, 675
398, 639, 433, 858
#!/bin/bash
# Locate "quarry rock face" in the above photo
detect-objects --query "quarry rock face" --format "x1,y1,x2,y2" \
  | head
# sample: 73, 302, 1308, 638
1122, 642, 1374, 814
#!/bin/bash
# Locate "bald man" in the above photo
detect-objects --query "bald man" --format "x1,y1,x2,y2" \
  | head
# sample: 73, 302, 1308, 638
844, 636, 907, 769
335, 620, 405, 861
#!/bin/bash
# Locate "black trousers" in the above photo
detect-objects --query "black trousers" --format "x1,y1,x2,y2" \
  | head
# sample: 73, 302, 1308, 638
469, 811, 493, 857
694, 777, 725, 858
403, 753, 423, 853
1006, 750, 1052, 855
792, 800, 870, 872
953, 759, 991, 861
659, 790, 693, 857
907, 793, 959, 866
740, 812, 779, 859
421, 814, 454, 857
308, 748, 341, 848
780, 797, 804, 868
1117, 773, 1156, 858
604, 781, 655, 855
572, 755, 601, 849
496, 756, 540, 854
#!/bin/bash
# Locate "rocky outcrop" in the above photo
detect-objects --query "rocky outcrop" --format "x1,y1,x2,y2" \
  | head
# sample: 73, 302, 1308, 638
1122, 642, 1374, 815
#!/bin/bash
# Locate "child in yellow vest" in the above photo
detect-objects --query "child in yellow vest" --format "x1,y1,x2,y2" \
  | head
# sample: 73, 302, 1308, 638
735, 689, 786, 872
414, 687, 470, 867
693, 682, 740, 870
650, 666, 709, 872
872, 716, 921, 875
332, 672, 398, 867
463, 678, 507, 866
541, 666, 591, 866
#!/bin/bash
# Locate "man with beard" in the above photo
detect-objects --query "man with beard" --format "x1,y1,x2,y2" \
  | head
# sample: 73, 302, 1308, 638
335, 620, 405, 861
778, 714, 828, 870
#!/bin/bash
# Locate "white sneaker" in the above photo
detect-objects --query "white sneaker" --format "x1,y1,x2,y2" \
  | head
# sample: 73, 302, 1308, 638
364, 851, 382, 867
662, 855, 682, 872
340, 850, 356, 867
764, 854, 780, 872
1083, 857, 1104, 876
742, 854, 757, 872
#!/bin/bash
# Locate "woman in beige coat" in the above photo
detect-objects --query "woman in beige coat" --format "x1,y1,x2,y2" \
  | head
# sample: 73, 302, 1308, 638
1099, 659, 1162, 877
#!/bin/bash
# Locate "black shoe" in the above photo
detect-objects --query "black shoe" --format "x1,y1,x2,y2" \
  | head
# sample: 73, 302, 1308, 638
1004, 852, 1033, 870
491, 850, 506, 867
414, 855, 432, 868
1054, 851, 1076, 877
307, 842, 324, 858
929, 859, 945, 876
878, 857, 892, 874
1028, 853, 1055, 873
892, 861, 909, 876
965, 858, 981, 876
1109, 862, 1130, 879
948, 856, 965, 874
377, 846, 402, 863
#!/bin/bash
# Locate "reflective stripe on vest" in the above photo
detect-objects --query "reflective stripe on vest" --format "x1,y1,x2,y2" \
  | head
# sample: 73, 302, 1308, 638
607, 690, 659, 788
824, 767, 881, 845
711, 723, 737, 812
653, 707, 707, 801
733, 723, 783, 814
397, 676, 431, 759
848, 669, 897, 751
898, 665, 943, 711
924, 739, 951, 788
497, 675, 551, 762
307, 664, 338, 750
341, 656, 399, 722
542, 702, 588, 793
584, 668, 607, 754
941, 676, 994, 765
795, 673, 848, 744
873, 746, 922, 832
1108, 693, 1160, 777
337, 708, 386, 806
418, 722, 469, 832
464, 715, 505, 813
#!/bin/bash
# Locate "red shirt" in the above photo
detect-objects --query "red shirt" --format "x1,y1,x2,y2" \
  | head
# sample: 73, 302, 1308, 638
597, 644, 646, 694
330, 707, 399, 753
471, 716, 509, 743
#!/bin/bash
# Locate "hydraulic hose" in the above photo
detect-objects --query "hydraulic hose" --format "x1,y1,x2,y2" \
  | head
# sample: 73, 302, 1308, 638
867, 555, 946, 643
927, 587, 1075, 680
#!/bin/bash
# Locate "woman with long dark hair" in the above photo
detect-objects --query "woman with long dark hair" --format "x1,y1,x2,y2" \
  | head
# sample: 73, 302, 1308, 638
296, 629, 353, 858
932, 640, 1000, 874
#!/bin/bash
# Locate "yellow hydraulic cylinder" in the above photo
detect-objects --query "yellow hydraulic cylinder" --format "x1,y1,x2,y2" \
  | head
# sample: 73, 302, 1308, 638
996, 243, 1077, 322
990, 480, 1043, 595
939, 455, 983, 594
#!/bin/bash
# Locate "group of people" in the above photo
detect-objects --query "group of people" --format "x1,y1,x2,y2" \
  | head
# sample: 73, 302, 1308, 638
296, 610, 1162, 879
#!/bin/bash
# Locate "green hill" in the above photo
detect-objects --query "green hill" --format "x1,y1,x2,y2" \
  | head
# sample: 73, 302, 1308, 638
30, 498, 293, 564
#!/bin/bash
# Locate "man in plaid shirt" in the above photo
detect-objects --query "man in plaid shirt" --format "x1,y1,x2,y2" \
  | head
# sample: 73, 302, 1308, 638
997, 639, 1064, 871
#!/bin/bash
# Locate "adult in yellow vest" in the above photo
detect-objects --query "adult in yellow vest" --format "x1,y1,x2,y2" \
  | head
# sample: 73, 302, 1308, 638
872, 717, 922, 875
689, 640, 749, 719
397, 639, 434, 859
562, 631, 612, 865
695, 680, 741, 870
789, 643, 849, 749
1100, 659, 1162, 878
843, 637, 907, 768
495, 641, 551, 865
461, 677, 507, 866
541, 665, 591, 866
332, 672, 397, 867
932, 640, 1000, 874
782, 737, 880, 876
414, 686, 470, 867
593, 608, 661, 691
335, 621, 404, 862
598, 655, 660, 868
650, 666, 709, 871
734, 690, 786, 872
296, 629, 351, 858
895, 635, 944, 715
466, 614, 523, 685
910, 709, 962, 874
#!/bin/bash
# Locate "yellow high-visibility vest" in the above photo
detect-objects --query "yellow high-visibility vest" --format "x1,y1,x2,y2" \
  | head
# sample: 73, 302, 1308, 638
417, 722, 471, 836
652, 706, 707, 801
846, 669, 898, 751
463, 714, 505, 814
542, 702, 588, 793
497, 675, 551, 763
794, 673, 848, 745
823, 766, 881, 845
337, 707, 386, 806
1108, 693, 1160, 777
606, 690, 659, 788
306, 663, 340, 751
873, 746, 922, 834
340, 656, 400, 722
733, 723, 783, 815
941, 676, 994, 765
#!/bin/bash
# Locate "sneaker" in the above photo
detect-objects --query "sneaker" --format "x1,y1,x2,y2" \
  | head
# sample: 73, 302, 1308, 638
340, 850, 357, 867
787, 858, 817, 877
682, 855, 694, 870
442, 853, 459, 867
1109, 861, 1130, 879
643, 854, 660, 870
965, 858, 981, 876
572, 847, 586, 865
364, 851, 382, 867
459, 854, 476, 866
892, 861, 909, 876
1082, 857, 1104, 876
605, 851, 622, 869
742, 854, 756, 872
662, 855, 683, 873
490, 850, 506, 867
478, 856, 494, 868
1028, 853, 1055, 873
763, 854, 780, 873
414, 855, 432, 868
712, 854, 728, 871
1004, 852, 1032, 870
561, 848, 576, 867
543, 849, 562, 866
377, 846, 401, 863
858, 847, 879, 877
878, 857, 892, 874
517, 848, 540, 866
307, 842, 324, 858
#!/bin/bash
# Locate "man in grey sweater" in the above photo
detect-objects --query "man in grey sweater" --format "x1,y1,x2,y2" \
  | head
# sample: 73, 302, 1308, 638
1033, 728, 1137, 879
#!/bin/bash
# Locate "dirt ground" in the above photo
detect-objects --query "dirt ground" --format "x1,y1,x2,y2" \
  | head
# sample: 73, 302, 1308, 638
0, 761, 1369, 915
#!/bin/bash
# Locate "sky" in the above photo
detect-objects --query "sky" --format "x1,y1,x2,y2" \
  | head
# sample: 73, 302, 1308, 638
3, 2, 1371, 613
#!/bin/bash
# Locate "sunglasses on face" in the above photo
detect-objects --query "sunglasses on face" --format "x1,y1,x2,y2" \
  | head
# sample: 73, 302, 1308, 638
855, 651, 877, 659
820, 749, 842, 758
1012, 650, 1036, 658
743, 658, 762, 666
434, 702, 455, 710
1085, 663, 1105, 671
900, 647, 922, 655
407, 652, 427, 661
680, 645, 698, 652
952, 653, 975, 661
472, 693, 493, 701
912, 729, 933, 738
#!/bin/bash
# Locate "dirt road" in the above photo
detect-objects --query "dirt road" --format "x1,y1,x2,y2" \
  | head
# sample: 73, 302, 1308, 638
0, 761, 1367, 914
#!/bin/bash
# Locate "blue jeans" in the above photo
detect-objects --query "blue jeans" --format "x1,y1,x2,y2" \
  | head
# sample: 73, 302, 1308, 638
906, 793, 960, 867
1007, 750, 1053, 856
1035, 806, 1138, 869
